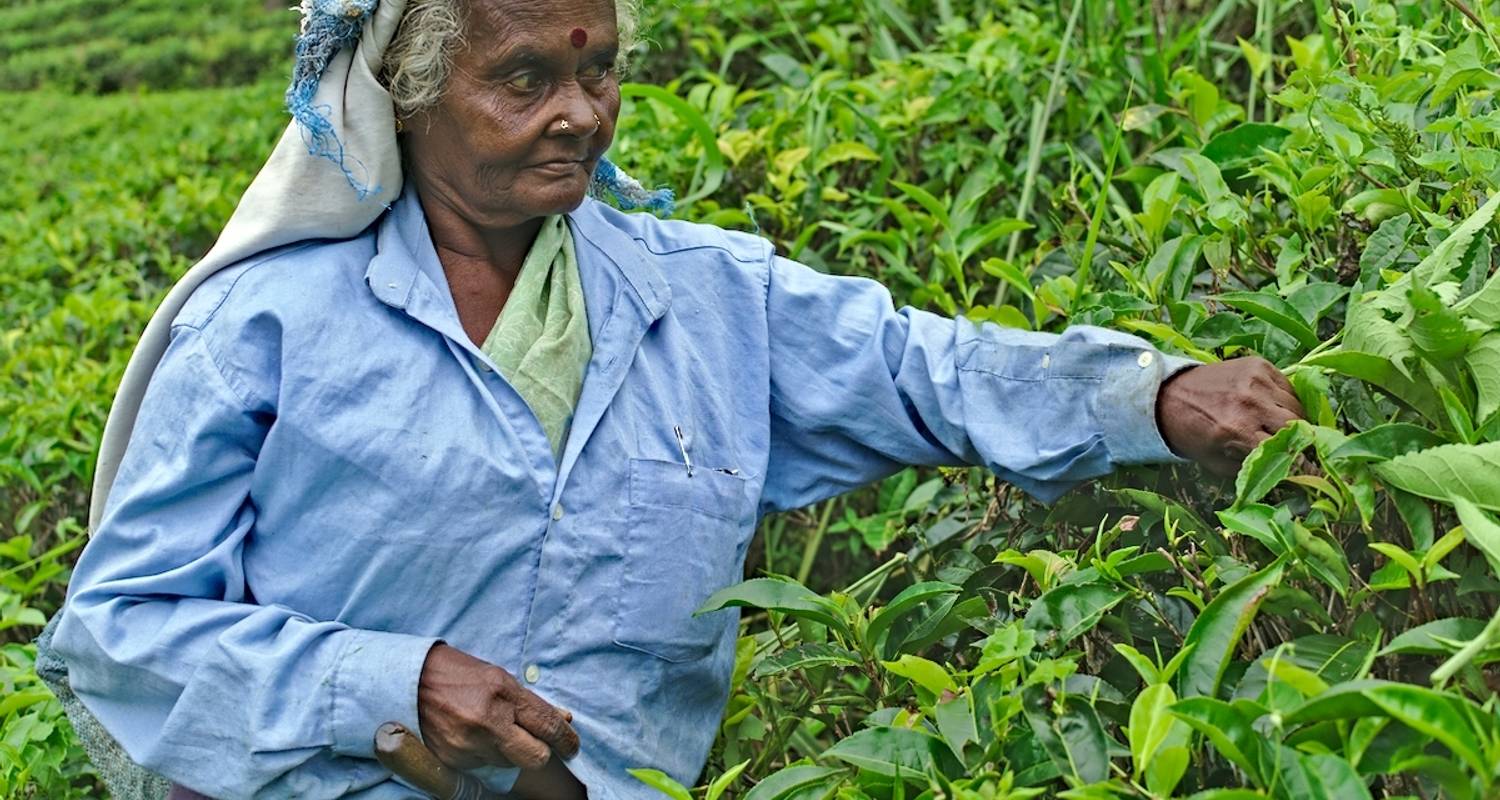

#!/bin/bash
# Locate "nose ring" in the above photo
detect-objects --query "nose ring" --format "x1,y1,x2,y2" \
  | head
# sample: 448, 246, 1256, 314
559, 119, 571, 132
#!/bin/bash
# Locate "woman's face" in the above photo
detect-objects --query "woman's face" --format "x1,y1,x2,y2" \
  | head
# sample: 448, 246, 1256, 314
404, 0, 621, 230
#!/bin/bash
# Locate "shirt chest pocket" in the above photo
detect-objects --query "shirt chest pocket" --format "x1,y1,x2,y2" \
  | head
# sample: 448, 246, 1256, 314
613, 458, 752, 663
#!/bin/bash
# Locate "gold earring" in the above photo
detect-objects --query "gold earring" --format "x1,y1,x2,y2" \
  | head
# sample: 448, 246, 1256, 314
395, 118, 404, 133
594, 113, 601, 127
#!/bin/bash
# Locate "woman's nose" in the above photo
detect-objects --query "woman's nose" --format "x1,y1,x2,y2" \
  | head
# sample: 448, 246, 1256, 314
551, 81, 597, 137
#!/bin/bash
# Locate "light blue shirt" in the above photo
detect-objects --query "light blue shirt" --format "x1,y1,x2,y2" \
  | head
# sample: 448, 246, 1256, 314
53, 188, 1194, 799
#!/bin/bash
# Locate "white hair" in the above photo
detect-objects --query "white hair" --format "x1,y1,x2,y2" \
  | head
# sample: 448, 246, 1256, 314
381, 0, 642, 117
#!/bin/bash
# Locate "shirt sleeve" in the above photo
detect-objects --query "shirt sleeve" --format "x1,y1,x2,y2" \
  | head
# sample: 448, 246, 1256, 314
52, 322, 439, 800
760, 255, 1199, 514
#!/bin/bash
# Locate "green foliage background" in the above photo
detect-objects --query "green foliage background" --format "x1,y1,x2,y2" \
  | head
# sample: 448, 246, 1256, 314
7, 0, 1500, 798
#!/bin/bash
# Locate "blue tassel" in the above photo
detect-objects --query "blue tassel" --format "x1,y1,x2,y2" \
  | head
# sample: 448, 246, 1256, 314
591, 158, 676, 216
286, 0, 382, 198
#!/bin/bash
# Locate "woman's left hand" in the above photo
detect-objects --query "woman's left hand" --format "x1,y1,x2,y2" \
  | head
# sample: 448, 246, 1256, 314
1155, 357, 1306, 476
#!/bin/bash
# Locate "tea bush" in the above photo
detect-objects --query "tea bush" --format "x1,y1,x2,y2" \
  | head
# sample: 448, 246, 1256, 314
6, 0, 1500, 798
0, 0, 292, 92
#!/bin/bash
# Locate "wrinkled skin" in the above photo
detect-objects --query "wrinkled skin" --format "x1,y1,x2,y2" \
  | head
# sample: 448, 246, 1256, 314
1156, 357, 1307, 475
404, 0, 621, 346
404, 0, 618, 796
417, 645, 583, 798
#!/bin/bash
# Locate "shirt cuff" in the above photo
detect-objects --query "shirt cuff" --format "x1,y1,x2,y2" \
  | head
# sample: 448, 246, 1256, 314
330, 629, 441, 759
1097, 348, 1199, 465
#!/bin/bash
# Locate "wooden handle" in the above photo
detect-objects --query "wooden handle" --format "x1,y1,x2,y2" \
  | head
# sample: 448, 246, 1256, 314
374, 722, 499, 800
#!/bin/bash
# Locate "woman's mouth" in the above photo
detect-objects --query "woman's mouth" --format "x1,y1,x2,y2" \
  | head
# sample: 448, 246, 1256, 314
529, 158, 589, 176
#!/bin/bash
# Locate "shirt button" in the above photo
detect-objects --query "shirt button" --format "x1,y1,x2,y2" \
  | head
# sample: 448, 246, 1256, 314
1137, 351, 1155, 368
551, 504, 564, 521
474, 357, 493, 373
524, 664, 541, 683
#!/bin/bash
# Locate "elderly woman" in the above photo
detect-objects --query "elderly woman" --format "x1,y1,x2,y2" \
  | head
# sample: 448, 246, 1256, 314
47, 0, 1304, 798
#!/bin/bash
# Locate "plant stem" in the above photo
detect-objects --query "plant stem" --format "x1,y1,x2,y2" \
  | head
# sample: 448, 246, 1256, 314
997, 0, 1086, 303
1432, 602, 1500, 685
795, 500, 837, 585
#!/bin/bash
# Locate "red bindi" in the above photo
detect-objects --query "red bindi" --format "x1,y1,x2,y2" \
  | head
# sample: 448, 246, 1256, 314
570, 27, 588, 48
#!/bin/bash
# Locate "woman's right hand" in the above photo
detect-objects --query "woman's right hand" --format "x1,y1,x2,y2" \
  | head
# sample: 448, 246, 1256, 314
416, 643, 580, 771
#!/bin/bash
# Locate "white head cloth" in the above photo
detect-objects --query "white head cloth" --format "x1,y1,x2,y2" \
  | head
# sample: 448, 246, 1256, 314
88, 0, 412, 530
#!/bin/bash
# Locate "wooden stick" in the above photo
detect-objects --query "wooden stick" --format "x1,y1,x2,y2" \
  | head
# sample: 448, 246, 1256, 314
374, 722, 499, 800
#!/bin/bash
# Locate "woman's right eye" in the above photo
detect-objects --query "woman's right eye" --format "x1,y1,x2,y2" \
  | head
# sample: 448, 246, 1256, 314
506, 72, 544, 92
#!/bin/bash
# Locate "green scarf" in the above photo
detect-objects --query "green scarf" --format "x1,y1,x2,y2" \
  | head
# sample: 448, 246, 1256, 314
480, 215, 591, 458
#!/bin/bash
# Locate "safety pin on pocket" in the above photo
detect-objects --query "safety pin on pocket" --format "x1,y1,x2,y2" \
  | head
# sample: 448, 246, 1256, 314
673, 425, 695, 478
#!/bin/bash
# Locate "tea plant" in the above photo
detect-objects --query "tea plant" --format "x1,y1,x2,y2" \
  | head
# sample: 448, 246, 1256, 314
7, 0, 1500, 798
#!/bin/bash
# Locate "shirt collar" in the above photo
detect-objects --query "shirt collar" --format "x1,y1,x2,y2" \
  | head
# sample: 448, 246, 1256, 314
365, 189, 671, 324
365, 187, 441, 311
567, 197, 671, 321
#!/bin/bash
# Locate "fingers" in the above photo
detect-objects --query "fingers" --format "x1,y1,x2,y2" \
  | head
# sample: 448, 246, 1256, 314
514, 696, 580, 758
1246, 357, 1305, 419
1266, 383, 1303, 417
1260, 404, 1303, 435
416, 645, 582, 774
493, 721, 553, 770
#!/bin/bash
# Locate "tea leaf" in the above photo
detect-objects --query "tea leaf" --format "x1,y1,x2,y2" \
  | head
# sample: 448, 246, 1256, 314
1178, 558, 1286, 699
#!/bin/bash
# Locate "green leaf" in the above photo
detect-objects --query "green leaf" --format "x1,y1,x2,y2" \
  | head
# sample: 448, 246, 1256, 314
822, 726, 961, 779
1408, 285, 1475, 360
958, 218, 1031, 263
1283, 753, 1374, 800
1201, 123, 1290, 168
1234, 420, 1315, 506
1356, 214, 1411, 293
1170, 697, 1269, 785
1286, 681, 1494, 777
1217, 503, 1293, 554
1143, 233, 1202, 301
1021, 684, 1110, 785
1467, 333, 1500, 425
1305, 350, 1444, 422
1342, 302, 1417, 379
1370, 542, 1423, 581
628, 768, 694, 800
1432, 35, 1500, 105
1023, 582, 1130, 647
1381, 618, 1493, 657
1182, 153, 1248, 231
1411, 189, 1500, 289
981, 258, 1036, 302
696, 578, 850, 636
1218, 290, 1321, 351
1313, 105, 1363, 160
1129, 683, 1186, 781
753, 644, 864, 679
1327, 424, 1446, 463
705, 761, 750, 800
1178, 558, 1287, 698
933, 691, 979, 760
743, 765, 845, 800
1457, 263, 1500, 325
881, 654, 956, 695
814, 141, 880, 171
865, 581, 962, 652
1453, 496, 1500, 576
892, 180, 951, 231
1373, 442, 1500, 511
1113, 643, 1161, 685
994, 549, 1071, 589
620, 83, 726, 205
